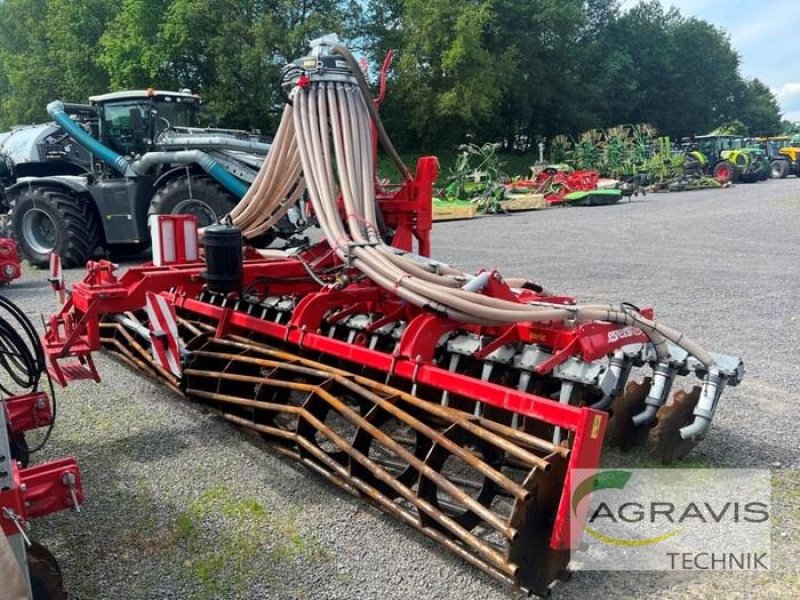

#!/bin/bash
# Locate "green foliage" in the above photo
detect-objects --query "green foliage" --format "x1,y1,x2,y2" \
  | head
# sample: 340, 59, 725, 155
736, 79, 782, 136
0, 0, 112, 127
708, 121, 746, 136
0, 0, 785, 147
0, 0, 358, 131
781, 120, 800, 136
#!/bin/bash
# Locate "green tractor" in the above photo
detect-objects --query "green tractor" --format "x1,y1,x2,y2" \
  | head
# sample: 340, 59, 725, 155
641, 137, 725, 192
689, 134, 768, 183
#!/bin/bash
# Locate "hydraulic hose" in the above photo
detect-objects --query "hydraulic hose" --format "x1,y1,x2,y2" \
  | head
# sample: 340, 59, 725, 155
332, 44, 412, 182
0, 295, 57, 453
155, 133, 270, 154
131, 151, 250, 198
0, 295, 43, 393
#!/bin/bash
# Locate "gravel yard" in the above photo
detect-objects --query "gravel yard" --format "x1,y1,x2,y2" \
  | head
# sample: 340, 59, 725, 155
10, 178, 800, 599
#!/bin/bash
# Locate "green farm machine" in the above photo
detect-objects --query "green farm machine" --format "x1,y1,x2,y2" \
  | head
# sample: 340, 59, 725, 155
689, 134, 769, 183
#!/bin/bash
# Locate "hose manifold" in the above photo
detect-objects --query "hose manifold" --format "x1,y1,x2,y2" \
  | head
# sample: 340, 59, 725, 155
286, 33, 357, 86
679, 369, 723, 441
631, 362, 676, 426
591, 351, 631, 410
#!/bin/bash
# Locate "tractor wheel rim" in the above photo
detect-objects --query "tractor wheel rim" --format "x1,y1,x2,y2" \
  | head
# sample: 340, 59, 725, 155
21, 208, 57, 255
717, 166, 729, 180
171, 199, 218, 228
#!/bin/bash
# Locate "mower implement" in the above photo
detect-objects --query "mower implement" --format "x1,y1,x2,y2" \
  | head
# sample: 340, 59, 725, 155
41, 35, 743, 595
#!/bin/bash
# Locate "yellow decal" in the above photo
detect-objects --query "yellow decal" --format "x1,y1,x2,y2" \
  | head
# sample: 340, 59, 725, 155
584, 525, 682, 547
590, 415, 602, 439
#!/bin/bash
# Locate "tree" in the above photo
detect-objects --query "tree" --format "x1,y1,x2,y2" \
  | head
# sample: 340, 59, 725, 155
0, 0, 783, 145
487, 0, 590, 147
663, 16, 742, 137
736, 78, 781, 136
0, 0, 114, 127
381, 0, 510, 149
781, 120, 800, 135
98, 0, 172, 90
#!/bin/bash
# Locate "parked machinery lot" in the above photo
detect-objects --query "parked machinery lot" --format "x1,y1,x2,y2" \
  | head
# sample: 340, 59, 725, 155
13, 178, 800, 600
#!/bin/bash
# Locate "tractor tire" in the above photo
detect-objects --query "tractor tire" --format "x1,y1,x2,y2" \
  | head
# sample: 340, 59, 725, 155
712, 161, 738, 184
770, 159, 790, 179
11, 186, 100, 268
739, 171, 759, 184
149, 176, 237, 228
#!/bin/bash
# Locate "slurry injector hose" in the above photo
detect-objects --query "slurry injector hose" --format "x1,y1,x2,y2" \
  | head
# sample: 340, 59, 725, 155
228, 35, 723, 439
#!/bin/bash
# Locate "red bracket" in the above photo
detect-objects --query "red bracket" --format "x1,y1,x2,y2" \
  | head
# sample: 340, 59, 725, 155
0, 458, 83, 536
4, 392, 53, 433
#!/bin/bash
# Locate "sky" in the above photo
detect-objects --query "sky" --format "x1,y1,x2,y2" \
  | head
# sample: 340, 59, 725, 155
620, 0, 800, 122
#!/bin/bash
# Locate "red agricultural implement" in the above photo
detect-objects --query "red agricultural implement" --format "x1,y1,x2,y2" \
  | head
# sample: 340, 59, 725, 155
508, 169, 602, 205
40, 35, 742, 595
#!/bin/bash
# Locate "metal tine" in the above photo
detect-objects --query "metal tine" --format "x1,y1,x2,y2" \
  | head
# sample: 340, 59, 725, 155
199, 351, 544, 494
187, 366, 526, 536
99, 322, 179, 389
476, 362, 494, 417
158, 324, 554, 476
204, 335, 560, 469
513, 371, 532, 431
206, 335, 563, 457
185, 384, 518, 576
441, 354, 461, 407
132, 319, 552, 466
370, 456, 483, 492
176, 316, 204, 337
552, 381, 575, 445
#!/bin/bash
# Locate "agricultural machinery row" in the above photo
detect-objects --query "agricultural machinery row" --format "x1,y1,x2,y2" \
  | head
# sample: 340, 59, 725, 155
14, 35, 746, 597
549, 125, 779, 190
433, 125, 796, 222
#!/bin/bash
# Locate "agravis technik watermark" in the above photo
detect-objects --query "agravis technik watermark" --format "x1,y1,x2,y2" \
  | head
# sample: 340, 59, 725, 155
570, 469, 771, 571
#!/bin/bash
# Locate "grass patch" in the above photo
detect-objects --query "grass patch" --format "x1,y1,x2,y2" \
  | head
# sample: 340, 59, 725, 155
167, 486, 331, 599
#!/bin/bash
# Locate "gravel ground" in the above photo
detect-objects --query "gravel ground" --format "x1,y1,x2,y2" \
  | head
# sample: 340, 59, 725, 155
8, 178, 800, 599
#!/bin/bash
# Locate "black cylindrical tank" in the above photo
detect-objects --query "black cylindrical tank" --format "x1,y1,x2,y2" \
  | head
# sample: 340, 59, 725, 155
203, 223, 243, 294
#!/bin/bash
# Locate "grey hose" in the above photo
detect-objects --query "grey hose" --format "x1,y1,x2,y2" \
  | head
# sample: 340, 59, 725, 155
332, 44, 412, 182
232, 72, 717, 371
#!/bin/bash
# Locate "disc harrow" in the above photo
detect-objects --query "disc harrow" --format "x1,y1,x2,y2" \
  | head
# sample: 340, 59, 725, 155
41, 34, 744, 596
